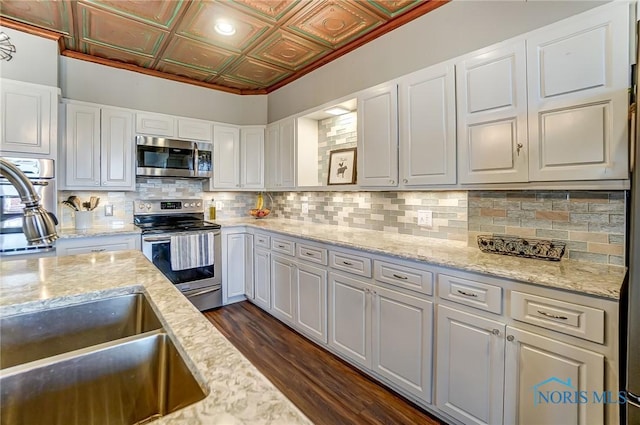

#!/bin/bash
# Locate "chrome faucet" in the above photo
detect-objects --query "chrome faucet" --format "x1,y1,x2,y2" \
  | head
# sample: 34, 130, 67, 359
0, 157, 58, 245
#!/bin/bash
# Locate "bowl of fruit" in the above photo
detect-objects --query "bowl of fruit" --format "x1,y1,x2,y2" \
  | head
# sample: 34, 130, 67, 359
249, 193, 271, 219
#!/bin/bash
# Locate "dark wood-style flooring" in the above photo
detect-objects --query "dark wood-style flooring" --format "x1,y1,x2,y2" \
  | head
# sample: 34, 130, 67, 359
205, 301, 446, 425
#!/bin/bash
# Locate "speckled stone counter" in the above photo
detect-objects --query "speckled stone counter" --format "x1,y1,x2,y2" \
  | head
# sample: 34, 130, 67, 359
217, 218, 626, 300
57, 224, 141, 239
0, 251, 312, 425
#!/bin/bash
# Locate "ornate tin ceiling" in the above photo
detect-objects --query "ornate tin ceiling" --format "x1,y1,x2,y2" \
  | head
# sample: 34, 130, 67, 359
0, 0, 446, 94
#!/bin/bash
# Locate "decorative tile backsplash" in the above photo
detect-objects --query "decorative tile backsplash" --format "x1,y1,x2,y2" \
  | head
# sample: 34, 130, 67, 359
269, 191, 469, 242
317, 112, 357, 185
57, 177, 627, 266
468, 191, 626, 265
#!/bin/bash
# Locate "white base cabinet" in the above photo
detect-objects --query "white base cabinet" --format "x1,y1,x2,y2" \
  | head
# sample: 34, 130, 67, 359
222, 231, 253, 305
271, 253, 296, 324
56, 234, 139, 256
253, 248, 271, 310
295, 262, 327, 344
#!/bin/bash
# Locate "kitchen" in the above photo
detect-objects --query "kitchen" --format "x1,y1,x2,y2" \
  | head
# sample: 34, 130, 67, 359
0, 1, 636, 424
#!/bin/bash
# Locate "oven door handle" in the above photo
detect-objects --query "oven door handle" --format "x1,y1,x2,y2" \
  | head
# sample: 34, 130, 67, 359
142, 237, 171, 243
185, 286, 221, 298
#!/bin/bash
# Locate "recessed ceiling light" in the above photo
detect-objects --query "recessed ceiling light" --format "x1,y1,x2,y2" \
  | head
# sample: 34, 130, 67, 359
215, 20, 236, 36
325, 107, 350, 116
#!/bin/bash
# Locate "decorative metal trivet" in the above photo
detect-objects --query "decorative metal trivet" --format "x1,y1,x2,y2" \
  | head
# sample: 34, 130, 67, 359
477, 235, 566, 261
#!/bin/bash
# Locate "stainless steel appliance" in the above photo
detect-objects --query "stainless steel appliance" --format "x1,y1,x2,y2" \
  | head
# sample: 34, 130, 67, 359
0, 157, 57, 258
136, 136, 212, 178
135, 199, 222, 311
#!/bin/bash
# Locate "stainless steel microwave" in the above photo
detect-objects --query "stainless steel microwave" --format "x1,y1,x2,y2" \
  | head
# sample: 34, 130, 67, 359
136, 136, 212, 178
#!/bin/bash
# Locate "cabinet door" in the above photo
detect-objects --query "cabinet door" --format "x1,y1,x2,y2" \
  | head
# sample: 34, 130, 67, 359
456, 41, 528, 184
241, 127, 264, 189
328, 272, 371, 368
178, 118, 212, 142
135, 112, 175, 137
372, 286, 433, 403
271, 254, 296, 324
399, 63, 456, 185
503, 326, 604, 425
279, 118, 296, 189
224, 233, 252, 304
213, 125, 240, 189
265, 123, 279, 190
436, 305, 505, 425
295, 262, 327, 344
253, 248, 271, 310
526, 3, 628, 181
1, 80, 55, 155
64, 103, 101, 188
357, 83, 399, 187
100, 108, 134, 190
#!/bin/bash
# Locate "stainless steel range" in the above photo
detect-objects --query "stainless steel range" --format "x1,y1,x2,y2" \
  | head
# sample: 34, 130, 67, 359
134, 199, 222, 311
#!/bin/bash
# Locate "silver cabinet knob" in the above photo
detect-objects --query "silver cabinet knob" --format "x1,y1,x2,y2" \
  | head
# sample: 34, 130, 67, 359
389, 179, 395, 184
491, 329, 501, 336
516, 143, 524, 156
507, 335, 515, 342
403, 179, 408, 183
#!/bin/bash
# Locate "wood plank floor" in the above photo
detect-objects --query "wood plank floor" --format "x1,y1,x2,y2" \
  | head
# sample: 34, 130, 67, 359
205, 301, 446, 425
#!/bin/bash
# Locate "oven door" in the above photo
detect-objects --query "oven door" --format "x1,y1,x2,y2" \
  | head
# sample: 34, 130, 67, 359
0, 178, 56, 256
141, 231, 221, 292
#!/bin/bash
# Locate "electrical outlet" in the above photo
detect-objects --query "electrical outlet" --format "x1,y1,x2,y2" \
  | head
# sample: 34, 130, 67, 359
417, 210, 433, 227
104, 204, 113, 216
215, 201, 224, 210
301, 203, 309, 214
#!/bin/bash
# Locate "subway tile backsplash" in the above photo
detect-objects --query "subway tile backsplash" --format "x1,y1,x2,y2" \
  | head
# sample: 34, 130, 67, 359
57, 178, 627, 266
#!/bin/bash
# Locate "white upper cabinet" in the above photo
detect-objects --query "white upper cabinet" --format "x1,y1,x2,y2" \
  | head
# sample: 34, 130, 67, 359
399, 63, 456, 186
456, 41, 529, 184
62, 102, 134, 190
240, 127, 265, 189
526, 2, 629, 181
266, 117, 296, 190
212, 124, 240, 189
357, 83, 399, 187
135, 112, 176, 137
0, 79, 58, 157
178, 118, 213, 142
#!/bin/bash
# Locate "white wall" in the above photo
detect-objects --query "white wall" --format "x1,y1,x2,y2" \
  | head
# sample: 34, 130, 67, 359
0, 25, 58, 86
59, 57, 267, 125
267, 0, 608, 122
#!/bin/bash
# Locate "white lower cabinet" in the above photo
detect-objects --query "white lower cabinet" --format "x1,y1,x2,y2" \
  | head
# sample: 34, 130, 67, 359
223, 231, 253, 305
253, 248, 271, 310
271, 254, 296, 324
295, 262, 327, 344
328, 272, 371, 369
503, 326, 604, 425
436, 305, 505, 425
56, 234, 139, 256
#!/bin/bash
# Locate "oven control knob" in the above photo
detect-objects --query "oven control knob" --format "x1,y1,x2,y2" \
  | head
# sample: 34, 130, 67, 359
196, 202, 201, 207
145, 203, 151, 210
138, 203, 144, 210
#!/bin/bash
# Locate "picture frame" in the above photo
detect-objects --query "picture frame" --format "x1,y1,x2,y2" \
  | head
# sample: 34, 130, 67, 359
327, 147, 357, 185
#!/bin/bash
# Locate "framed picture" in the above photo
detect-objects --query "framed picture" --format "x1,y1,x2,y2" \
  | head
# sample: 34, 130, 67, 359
328, 147, 357, 185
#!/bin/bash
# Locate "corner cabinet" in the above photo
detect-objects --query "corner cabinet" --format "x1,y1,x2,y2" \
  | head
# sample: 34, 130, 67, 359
0, 79, 59, 157
266, 118, 296, 190
357, 83, 399, 187
61, 102, 134, 191
399, 63, 456, 186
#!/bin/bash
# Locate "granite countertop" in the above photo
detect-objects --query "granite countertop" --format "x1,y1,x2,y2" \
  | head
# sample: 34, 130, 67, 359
217, 218, 626, 300
0, 251, 312, 425
57, 223, 142, 239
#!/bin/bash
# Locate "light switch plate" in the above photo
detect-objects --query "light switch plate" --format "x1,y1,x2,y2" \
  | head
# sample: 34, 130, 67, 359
417, 210, 433, 227
301, 203, 309, 214
104, 204, 113, 216
215, 201, 224, 210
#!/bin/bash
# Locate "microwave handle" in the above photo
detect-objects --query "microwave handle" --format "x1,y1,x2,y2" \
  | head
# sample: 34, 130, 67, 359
193, 144, 198, 172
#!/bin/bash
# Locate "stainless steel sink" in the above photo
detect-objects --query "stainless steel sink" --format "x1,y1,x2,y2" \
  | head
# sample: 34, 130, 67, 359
0, 293, 163, 369
0, 294, 207, 424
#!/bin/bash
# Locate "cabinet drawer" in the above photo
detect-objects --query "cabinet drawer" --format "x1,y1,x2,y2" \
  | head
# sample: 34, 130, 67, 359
296, 243, 328, 265
374, 260, 433, 295
511, 291, 604, 343
329, 251, 372, 278
271, 238, 295, 256
438, 274, 502, 314
254, 233, 271, 249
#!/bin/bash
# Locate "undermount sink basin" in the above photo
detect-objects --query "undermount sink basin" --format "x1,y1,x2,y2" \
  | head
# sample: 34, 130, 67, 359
0, 293, 207, 424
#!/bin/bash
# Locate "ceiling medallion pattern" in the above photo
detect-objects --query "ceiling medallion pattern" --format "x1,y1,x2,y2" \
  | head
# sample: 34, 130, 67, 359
0, 0, 448, 94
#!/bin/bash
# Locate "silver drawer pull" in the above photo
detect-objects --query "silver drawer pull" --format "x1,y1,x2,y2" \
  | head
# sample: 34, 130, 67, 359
342, 261, 353, 266
305, 252, 314, 256
537, 310, 568, 320
277, 244, 285, 248
392, 273, 408, 280
91, 248, 106, 253
457, 289, 478, 298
